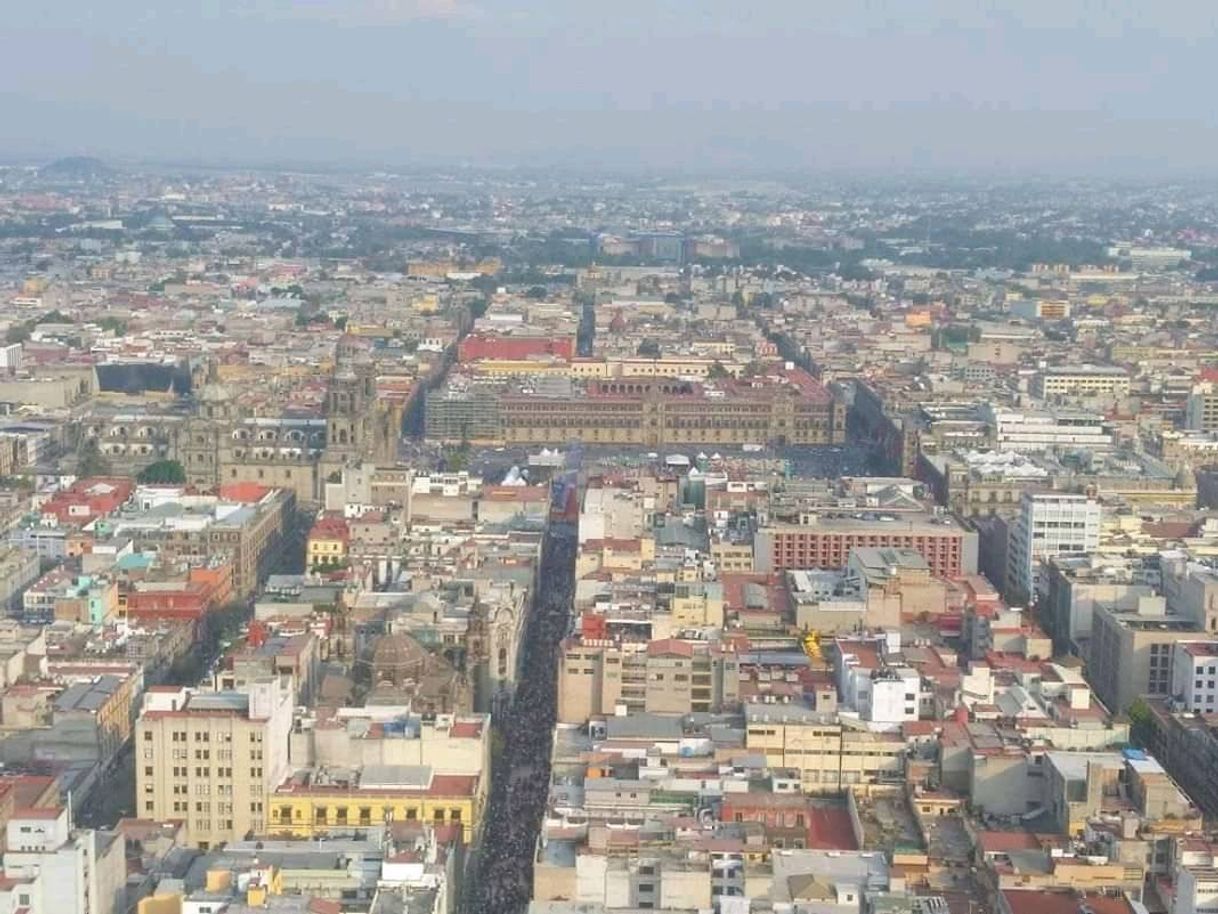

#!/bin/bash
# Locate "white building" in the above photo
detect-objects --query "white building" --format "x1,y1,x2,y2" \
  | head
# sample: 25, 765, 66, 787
1175, 863, 1218, 914
1171, 641, 1218, 714
578, 482, 647, 544
1105, 244, 1191, 271
1007, 493, 1101, 604
984, 405, 1113, 452
1, 806, 126, 914
835, 633, 920, 729
0, 343, 22, 374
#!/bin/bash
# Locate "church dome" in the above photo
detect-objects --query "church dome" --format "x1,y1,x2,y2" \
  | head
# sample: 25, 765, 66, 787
371, 632, 430, 683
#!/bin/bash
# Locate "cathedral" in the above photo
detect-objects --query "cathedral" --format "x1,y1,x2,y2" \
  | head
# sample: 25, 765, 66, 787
85, 355, 403, 504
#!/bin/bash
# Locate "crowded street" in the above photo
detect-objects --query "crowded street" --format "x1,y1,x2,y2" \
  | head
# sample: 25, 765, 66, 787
466, 524, 577, 914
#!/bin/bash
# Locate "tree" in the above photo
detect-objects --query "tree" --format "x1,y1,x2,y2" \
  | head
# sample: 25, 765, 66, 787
138, 459, 186, 484
77, 438, 111, 477
1127, 698, 1154, 749
99, 316, 127, 336
706, 361, 730, 380
442, 441, 471, 473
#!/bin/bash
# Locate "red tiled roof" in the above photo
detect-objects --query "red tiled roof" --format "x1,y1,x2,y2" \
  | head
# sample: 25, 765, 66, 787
218, 482, 272, 503
647, 639, 695, 658
978, 830, 1043, 854
450, 720, 484, 739
1001, 891, 1132, 914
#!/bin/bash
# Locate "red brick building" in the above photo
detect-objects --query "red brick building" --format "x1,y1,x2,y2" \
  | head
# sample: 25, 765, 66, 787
125, 581, 213, 625
755, 515, 977, 578
40, 477, 134, 527
720, 794, 857, 851
457, 334, 575, 363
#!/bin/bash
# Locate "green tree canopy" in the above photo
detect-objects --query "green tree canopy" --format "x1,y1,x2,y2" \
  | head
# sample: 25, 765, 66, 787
99, 316, 127, 336
137, 459, 187, 485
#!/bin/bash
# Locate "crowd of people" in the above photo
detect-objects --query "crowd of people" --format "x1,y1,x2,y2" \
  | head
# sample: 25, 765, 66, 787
468, 530, 576, 914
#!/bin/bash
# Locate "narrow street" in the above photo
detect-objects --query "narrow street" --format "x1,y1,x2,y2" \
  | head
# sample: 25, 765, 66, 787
465, 525, 577, 914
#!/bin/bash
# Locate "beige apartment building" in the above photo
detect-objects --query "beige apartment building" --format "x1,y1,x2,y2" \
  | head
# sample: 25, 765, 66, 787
1032, 366, 1131, 399
135, 679, 294, 849
710, 538, 754, 572
745, 703, 906, 792
557, 638, 740, 724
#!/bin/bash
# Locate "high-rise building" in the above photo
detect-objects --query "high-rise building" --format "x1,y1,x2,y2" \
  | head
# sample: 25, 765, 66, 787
1187, 382, 1218, 433
135, 679, 294, 849
1006, 493, 1100, 605
1089, 602, 1199, 715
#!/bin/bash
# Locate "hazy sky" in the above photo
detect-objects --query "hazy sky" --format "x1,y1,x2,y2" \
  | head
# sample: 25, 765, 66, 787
2, 0, 1217, 172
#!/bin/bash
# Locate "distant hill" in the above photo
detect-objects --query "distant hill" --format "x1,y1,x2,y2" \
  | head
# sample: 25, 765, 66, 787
39, 156, 113, 179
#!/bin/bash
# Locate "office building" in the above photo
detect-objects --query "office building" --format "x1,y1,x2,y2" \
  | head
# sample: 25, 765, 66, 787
1032, 366, 1131, 399
1042, 555, 1159, 655
755, 512, 977, 579
1006, 493, 1100, 605
984, 406, 1113, 452
745, 704, 906, 792
1187, 382, 1218, 433
1089, 602, 1200, 715
556, 638, 740, 724
135, 679, 294, 849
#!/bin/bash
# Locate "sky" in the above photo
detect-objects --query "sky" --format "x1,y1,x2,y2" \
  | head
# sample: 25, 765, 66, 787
1, 0, 1217, 173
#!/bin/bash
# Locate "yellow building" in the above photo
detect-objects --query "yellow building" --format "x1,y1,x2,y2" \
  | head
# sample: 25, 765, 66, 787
269, 766, 482, 843
574, 536, 656, 578
569, 356, 745, 381
413, 293, 440, 313
745, 704, 906, 792
471, 359, 572, 378
306, 515, 349, 568
710, 539, 754, 573
671, 582, 725, 628
135, 681, 295, 849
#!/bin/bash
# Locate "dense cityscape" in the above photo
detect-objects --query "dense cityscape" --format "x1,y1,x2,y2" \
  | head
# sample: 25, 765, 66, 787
4, 157, 1218, 914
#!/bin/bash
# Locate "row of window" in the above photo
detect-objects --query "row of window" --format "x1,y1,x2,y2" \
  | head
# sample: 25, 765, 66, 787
275, 806, 463, 824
